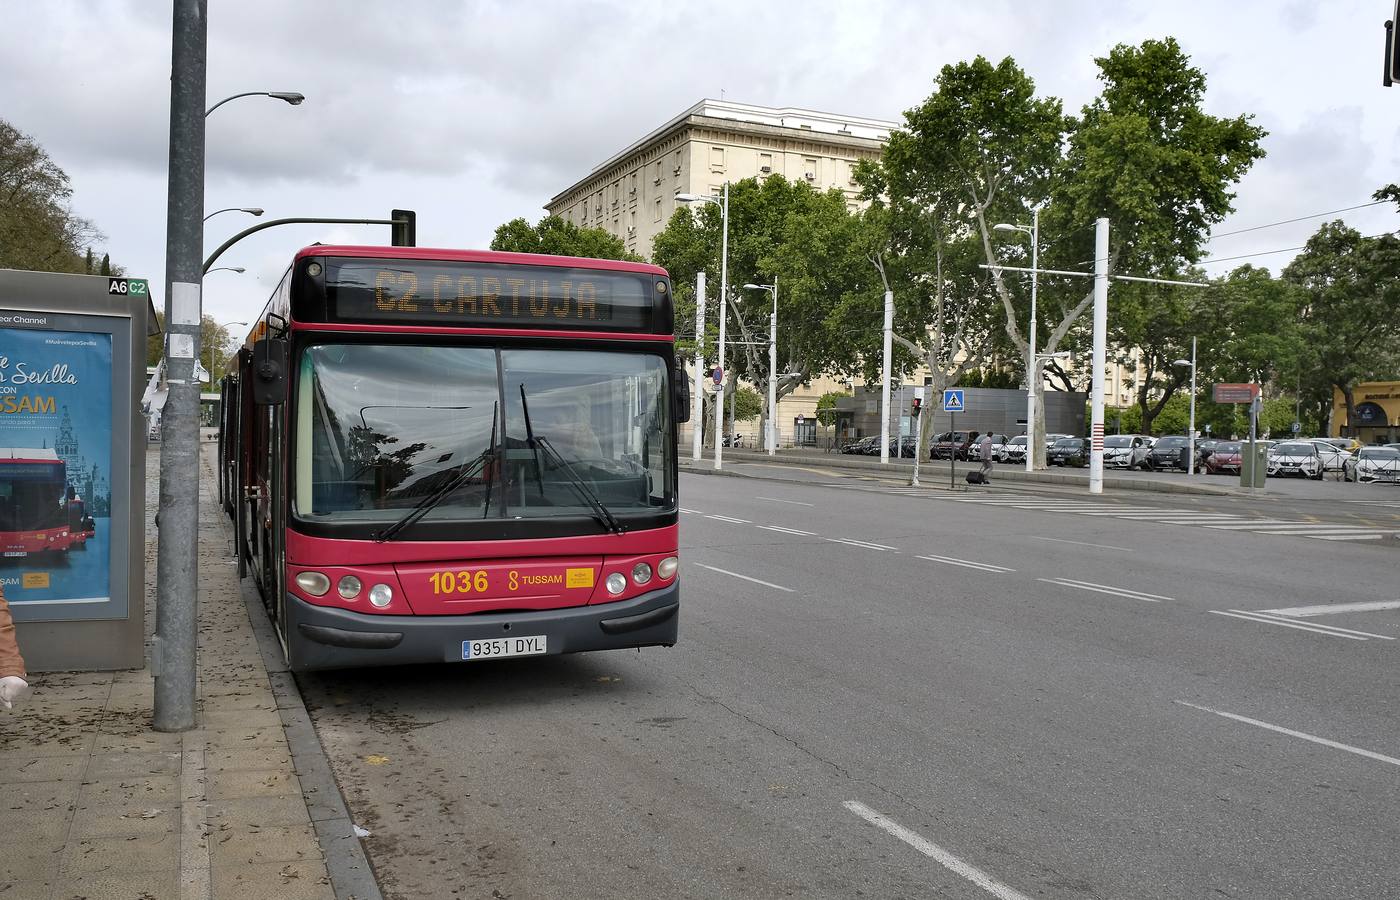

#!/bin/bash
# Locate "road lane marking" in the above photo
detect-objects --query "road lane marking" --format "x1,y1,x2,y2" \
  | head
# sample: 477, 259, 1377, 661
756, 524, 818, 536
843, 801, 1034, 900
827, 538, 899, 551
1208, 610, 1370, 640
1246, 612, 1394, 640
1174, 701, 1400, 769
692, 563, 794, 593
755, 496, 816, 506
1025, 535, 1134, 552
1203, 520, 1296, 529
1306, 533, 1387, 541
917, 554, 1013, 573
679, 507, 703, 514
1263, 599, 1400, 617
705, 514, 751, 524
1038, 577, 1170, 602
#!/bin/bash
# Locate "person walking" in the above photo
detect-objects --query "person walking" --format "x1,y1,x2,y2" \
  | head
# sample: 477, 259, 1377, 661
979, 431, 995, 484
0, 585, 30, 710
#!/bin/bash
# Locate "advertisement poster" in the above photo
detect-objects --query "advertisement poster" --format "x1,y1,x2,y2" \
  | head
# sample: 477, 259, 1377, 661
0, 327, 113, 608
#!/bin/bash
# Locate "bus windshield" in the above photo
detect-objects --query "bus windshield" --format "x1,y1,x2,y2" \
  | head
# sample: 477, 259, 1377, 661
294, 344, 674, 529
0, 462, 66, 532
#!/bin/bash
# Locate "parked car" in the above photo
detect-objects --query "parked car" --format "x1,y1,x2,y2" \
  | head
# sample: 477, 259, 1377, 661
1321, 437, 1362, 453
1047, 437, 1088, 467
1203, 440, 1244, 475
1102, 434, 1151, 470
1305, 438, 1349, 473
841, 436, 877, 454
1043, 433, 1071, 453
1267, 441, 1324, 479
1343, 446, 1400, 483
1146, 435, 1194, 471
968, 433, 1011, 462
898, 436, 918, 458
1003, 434, 1029, 464
1195, 438, 1222, 467
932, 431, 974, 460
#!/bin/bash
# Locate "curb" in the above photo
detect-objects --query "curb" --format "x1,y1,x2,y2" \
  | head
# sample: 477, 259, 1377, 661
703, 449, 1245, 497
244, 581, 384, 900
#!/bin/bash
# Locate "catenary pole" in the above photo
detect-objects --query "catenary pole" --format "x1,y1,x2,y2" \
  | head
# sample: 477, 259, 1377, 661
154, 0, 207, 732
879, 290, 893, 463
693, 271, 705, 460
1187, 335, 1197, 477
713, 184, 729, 470
1088, 217, 1108, 495
1026, 206, 1039, 472
767, 277, 777, 456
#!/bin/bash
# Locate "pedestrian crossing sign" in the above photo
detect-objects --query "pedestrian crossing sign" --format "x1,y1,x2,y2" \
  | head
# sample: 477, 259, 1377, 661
942, 389, 964, 412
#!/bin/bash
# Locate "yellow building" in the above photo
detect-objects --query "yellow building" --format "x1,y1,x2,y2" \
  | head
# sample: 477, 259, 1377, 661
1332, 382, 1400, 443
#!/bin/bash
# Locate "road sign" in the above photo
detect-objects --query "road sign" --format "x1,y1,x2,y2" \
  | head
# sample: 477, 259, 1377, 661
942, 389, 964, 412
795, 414, 805, 424
1213, 383, 1260, 404
1291, 421, 1302, 433
711, 366, 723, 385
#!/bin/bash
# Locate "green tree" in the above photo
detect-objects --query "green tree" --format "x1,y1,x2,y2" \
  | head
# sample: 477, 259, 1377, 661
730, 386, 763, 422
1283, 219, 1400, 431
489, 215, 641, 262
813, 390, 847, 426
0, 118, 113, 274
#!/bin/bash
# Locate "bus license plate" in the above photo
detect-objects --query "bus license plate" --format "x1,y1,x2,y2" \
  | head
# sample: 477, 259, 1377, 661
462, 635, 547, 661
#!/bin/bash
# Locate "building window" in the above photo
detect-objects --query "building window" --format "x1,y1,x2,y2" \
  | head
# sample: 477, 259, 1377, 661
673, 149, 682, 174
803, 158, 818, 182
654, 160, 663, 184
710, 146, 725, 171
630, 172, 638, 196
628, 209, 636, 233
758, 152, 773, 174
654, 198, 663, 222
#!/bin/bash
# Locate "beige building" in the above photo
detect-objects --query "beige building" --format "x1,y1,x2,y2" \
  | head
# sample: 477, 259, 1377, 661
545, 99, 897, 261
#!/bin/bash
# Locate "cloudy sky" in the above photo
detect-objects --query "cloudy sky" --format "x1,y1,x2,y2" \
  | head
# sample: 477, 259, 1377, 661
3, 1, 1397, 331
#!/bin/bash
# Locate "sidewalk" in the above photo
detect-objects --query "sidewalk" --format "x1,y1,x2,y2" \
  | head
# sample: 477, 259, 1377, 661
0, 447, 367, 899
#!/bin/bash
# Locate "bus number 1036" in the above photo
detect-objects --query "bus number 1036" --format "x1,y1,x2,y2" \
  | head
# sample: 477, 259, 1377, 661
429, 570, 489, 594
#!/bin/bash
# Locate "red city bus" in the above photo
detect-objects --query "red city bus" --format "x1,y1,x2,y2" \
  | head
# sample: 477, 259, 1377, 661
0, 449, 75, 557
222, 246, 686, 671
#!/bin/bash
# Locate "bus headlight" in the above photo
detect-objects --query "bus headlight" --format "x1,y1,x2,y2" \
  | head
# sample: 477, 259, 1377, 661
632, 562, 653, 586
657, 557, 678, 579
605, 573, 627, 595
337, 575, 362, 600
295, 572, 330, 596
368, 584, 393, 608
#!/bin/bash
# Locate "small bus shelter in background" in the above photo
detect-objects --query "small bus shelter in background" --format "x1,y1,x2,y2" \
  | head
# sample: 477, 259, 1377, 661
0, 269, 151, 671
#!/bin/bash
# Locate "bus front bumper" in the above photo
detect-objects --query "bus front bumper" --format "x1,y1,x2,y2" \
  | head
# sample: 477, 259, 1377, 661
285, 583, 678, 671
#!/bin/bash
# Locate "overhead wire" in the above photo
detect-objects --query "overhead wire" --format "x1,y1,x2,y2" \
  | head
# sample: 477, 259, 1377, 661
1205, 200, 1389, 241
1199, 228, 1400, 267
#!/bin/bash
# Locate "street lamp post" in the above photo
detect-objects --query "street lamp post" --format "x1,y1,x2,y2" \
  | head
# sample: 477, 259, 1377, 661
743, 281, 778, 455
994, 208, 1039, 471
204, 91, 304, 117
1173, 336, 1198, 476
204, 207, 263, 223
676, 186, 729, 469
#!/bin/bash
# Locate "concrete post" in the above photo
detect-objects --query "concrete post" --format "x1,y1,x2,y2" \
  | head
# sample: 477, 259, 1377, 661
693, 271, 705, 460
879, 290, 893, 463
1088, 217, 1108, 495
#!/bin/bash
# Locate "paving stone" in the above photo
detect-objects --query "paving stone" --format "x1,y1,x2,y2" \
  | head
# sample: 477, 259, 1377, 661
58, 831, 178, 877
91, 729, 182, 754
0, 755, 85, 783
0, 879, 54, 900
205, 723, 289, 750
52, 867, 177, 900
202, 708, 284, 731
0, 779, 81, 814
83, 750, 181, 780
207, 793, 313, 828
68, 804, 177, 840
205, 747, 297, 774
77, 773, 180, 807
211, 858, 336, 900
207, 766, 299, 800
0, 843, 62, 884
209, 822, 322, 868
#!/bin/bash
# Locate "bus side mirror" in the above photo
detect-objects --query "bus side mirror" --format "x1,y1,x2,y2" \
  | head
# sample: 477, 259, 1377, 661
675, 372, 691, 423
251, 338, 289, 406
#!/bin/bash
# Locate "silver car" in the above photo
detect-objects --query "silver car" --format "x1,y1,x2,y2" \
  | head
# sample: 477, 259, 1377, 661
1102, 434, 1151, 470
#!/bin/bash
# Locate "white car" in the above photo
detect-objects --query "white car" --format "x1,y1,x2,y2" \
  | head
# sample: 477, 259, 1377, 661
1343, 446, 1400, 483
1004, 435, 1029, 464
1267, 441, 1324, 479
1305, 439, 1349, 473
968, 433, 1012, 462
1102, 434, 1151, 470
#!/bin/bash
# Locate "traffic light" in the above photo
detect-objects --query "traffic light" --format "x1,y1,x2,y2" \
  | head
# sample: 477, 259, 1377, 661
391, 209, 417, 247
911, 396, 922, 415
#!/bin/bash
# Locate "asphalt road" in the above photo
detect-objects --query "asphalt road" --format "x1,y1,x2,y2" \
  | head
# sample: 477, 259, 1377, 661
298, 466, 1400, 900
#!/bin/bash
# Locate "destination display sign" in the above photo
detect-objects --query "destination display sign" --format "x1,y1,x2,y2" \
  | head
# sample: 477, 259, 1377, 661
325, 259, 655, 331
1213, 383, 1261, 404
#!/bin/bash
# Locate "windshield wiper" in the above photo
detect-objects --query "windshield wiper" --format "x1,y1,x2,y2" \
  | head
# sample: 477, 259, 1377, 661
519, 384, 625, 535
375, 401, 498, 542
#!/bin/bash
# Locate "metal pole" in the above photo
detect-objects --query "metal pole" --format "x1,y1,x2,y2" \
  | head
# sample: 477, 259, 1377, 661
693, 271, 705, 460
154, 0, 207, 733
1088, 217, 1108, 495
879, 290, 893, 463
767, 280, 777, 456
1187, 335, 1197, 476
1026, 207, 1039, 471
949, 411, 956, 489
911, 389, 922, 486
713, 184, 729, 470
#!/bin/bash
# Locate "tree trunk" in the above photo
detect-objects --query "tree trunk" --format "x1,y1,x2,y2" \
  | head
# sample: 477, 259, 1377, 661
1340, 382, 1355, 437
